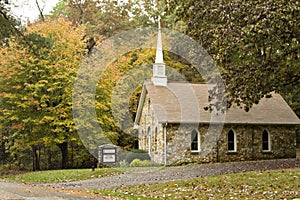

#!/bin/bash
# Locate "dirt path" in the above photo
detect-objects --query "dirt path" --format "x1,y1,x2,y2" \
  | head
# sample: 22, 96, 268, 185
0, 181, 118, 200
43, 158, 300, 190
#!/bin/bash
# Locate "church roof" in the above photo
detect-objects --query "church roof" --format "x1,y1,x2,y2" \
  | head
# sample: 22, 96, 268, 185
134, 82, 300, 125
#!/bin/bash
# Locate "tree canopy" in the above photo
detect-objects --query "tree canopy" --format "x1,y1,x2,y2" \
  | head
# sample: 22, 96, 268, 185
0, 18, 88, 170
165, 0, 300, 114
0, 0, 299, 171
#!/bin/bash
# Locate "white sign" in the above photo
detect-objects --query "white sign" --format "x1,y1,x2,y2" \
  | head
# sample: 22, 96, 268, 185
103, 154, 116, 163
103, 149, 116, 154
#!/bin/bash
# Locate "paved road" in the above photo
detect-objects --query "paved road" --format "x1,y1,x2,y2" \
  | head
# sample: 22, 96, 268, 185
0, 181, 107, 200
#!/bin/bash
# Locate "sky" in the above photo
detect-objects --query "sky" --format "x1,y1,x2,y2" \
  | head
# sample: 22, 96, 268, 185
10, 0, 59, 24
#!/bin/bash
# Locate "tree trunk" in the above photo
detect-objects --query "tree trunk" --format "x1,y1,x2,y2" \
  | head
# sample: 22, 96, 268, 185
70, 141, 74, 169
0, 133, 4, 163
31, 145, 40, 171
58, 142, 68, 169
37, 146, 41, 170
0, 129, 9, 164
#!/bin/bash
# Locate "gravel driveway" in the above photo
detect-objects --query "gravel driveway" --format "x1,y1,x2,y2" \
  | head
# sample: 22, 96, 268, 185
0, 181, 102, 200
42, 158, 300, 191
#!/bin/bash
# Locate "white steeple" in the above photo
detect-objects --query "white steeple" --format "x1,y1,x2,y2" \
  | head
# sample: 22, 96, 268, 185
151, 16, 167, 86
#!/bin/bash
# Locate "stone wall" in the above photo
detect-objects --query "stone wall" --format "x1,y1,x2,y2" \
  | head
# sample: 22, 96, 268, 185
137, 93, 297, 165
164, 124, 296, 164
138, 93, 151, 151
217, 125, 296, 162
138, 93, 165, 164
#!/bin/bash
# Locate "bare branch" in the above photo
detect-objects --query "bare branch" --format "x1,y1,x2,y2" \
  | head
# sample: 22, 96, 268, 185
35, 0, 45, 21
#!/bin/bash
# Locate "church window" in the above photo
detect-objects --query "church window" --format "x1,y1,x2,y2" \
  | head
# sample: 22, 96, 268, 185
191, 129, 200, 152
148, 127, 151, 155
262, 130, 271, 151
154, 127, 158, 151
227, 130, 237, 152
141, 130, 144, 149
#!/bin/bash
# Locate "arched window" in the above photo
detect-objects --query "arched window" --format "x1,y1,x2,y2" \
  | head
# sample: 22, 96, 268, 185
227, 130, 236, 152
262, 130, 271, 151
154, 127, 158, 151
147, 127, 151, 155
141, 130, 145, 150
191, 129, 200, 152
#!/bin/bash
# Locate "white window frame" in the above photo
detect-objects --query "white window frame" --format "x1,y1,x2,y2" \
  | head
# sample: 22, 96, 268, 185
191, 129, 200, 153
227, 129, 237, 152
262, 130, 271, 152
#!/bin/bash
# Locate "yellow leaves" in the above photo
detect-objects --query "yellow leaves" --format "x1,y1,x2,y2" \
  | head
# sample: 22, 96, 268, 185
25, 18, 87, 65
41, 116, 55, 122
0, 16, 89, 158
106, 131, 119, 144
9, 115, 19, 121
70, 137, 77, 142
28, 18, 85, 40
95, 101, 110, 112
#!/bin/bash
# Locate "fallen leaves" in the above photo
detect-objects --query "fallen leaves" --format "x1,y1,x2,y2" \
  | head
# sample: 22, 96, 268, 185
98, 169, 300, 199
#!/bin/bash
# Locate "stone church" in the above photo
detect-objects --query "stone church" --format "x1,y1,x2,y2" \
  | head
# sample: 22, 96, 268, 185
133, 21, 300, 165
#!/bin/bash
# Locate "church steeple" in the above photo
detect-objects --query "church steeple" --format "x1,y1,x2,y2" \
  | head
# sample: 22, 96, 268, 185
151, 16, 167, 86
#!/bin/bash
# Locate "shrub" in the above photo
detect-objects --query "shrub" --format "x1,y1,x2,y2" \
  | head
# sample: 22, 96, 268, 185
130, 159, 142, 167
130, 159, 154, 167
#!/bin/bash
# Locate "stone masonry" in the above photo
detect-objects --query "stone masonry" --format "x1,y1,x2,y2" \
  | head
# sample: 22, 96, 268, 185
137, 93, 297, 165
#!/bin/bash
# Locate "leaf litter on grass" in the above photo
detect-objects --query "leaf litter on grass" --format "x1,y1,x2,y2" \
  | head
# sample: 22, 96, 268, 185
96, 169, 300, 200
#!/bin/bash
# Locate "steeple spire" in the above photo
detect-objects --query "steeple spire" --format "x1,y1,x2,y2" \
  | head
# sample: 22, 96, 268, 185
155, 17, 164, 64
152, 16, 167, 86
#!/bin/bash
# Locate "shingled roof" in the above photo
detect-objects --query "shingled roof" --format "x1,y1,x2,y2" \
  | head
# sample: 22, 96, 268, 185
134, 82, 300, 125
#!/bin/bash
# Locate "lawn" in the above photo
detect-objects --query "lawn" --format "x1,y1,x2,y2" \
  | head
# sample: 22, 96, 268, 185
94, 169, 300, 200
1, 168, 122, 184
1, 164, 299, 199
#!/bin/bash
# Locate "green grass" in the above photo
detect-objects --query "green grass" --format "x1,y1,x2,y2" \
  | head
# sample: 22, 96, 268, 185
2, 168, 122, 184
93, 169, 300, 200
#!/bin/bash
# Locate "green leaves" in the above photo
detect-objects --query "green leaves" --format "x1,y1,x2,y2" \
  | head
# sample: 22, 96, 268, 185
166, 0, 300, 113
0, 18, 87, 169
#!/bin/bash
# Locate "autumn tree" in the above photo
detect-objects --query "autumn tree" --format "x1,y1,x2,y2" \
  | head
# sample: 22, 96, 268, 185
0, 18, 87, 170
165, 0, 300, 114
0, 0, 23, 165
50, 0, 158, 149
50, 0, 205, 151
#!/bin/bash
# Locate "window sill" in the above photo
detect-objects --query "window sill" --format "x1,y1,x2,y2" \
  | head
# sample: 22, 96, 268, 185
262, 150, 273, 154
191, 151, 200, 154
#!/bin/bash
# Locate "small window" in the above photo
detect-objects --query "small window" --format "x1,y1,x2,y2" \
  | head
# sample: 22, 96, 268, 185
155, 127, 158, 151
147, 127, 151, 154
191, 129, 200, 152
141, 130, 145, 149
227, 130, 236, 152
262, 130, 271, 151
